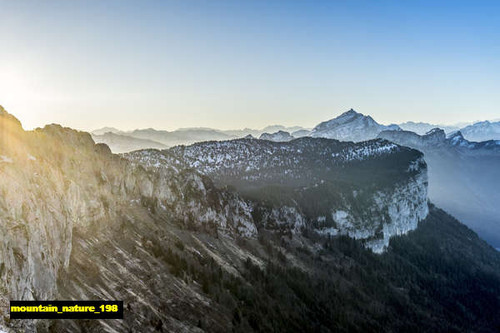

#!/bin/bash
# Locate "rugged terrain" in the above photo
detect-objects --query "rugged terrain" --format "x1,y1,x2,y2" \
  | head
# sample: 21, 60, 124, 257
127, 137, 428, 253
1, 107, 500, 332
378, 128, 500, 248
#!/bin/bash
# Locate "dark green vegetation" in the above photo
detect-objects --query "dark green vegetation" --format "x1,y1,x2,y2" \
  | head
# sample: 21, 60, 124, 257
2, 108, 500, 332
135, 205, 500, 333
53, 201, 500, 332
164, 138, 423, 190
128, 138, 427, 231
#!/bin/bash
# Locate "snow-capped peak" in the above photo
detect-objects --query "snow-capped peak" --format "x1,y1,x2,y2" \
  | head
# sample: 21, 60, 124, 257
311, 109, 401, 142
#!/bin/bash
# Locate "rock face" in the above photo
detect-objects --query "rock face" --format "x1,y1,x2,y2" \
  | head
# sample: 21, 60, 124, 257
310, 109, 401, 142
127, 137, 429, 253
0, 108, 259, 331
378, 128, 500, 248
2, 107, 500, 333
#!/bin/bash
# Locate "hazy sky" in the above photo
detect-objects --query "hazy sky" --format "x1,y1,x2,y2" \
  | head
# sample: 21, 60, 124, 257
0, 0, 498, 131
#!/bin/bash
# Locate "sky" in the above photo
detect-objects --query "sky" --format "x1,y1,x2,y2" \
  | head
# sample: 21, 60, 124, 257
0, 0, 499, 131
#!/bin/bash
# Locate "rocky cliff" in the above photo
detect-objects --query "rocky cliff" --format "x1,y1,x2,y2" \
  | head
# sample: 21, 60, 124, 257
0, 108, 257, 331
1, 107, 500, 333
127, 137, 429, 253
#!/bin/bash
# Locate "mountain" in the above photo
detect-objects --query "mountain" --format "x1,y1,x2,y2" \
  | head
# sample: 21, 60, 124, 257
91, 132, 167, 153
378, 128, 500, 248
127, 137, 429, 253
91, 125, 311, 148
460, 120, 500, 141
398, 121, 460, 135
311, 109, 401, 142
258, 130, 294, 142
127, 127, 235, 146
261, 125, 306, 133
291, 129, 312, 137
219, 128, 262, 138
91, 126, 122, 135
2, 106, 500, 332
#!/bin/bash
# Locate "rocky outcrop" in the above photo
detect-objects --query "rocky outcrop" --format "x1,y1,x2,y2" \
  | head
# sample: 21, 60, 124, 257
127, 137, 429, 253
0, 108, 258, 331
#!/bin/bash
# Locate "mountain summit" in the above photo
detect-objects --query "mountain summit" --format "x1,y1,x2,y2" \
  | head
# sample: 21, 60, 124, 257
2, 107, 500, 332
311, 109, 401, 142
460, 120, 500, 141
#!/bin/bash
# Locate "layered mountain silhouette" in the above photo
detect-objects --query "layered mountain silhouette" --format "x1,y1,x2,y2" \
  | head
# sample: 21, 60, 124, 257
1, 106, 500, 332
92, 132, 167, 153
397, 121, 461, 135
460, 120, 500, 141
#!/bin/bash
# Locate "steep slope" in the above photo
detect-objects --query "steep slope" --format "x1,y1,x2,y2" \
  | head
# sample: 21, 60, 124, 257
0, 108, 258, 332
50, 205, 500, 333
310, 109, 401, 142
460, 120, 500, 141
378, 129, 500, 248
92, 132, 168, 153
2, 107, 500, 332
127, 137, 428, 253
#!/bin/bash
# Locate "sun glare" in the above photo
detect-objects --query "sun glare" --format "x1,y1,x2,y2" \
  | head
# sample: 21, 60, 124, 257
0, 65, 44, 130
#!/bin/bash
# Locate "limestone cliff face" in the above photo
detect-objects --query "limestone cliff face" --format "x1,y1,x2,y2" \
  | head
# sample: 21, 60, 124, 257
127, 138, 430, 253
0, 109, 258, 331
270, 156, 428, 253
364, 161, 429, 252
0, 108, 432, 331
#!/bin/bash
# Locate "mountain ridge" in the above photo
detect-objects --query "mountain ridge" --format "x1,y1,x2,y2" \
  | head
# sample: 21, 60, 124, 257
1, 107, 500, 332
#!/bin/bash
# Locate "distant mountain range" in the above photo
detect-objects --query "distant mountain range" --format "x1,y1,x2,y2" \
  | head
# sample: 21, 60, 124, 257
460, 120, 500, 141
92, 109, 499, 152
396, 120, 500, 141
92, 132, 168, 153
92, 125, 311, 150
397, 121, 461, 135
2, 105, 500, 332
91, 109, 500, 249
